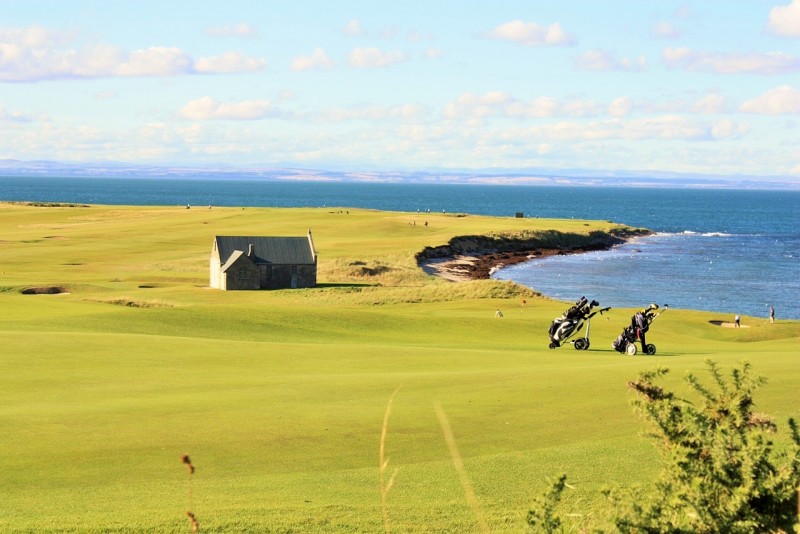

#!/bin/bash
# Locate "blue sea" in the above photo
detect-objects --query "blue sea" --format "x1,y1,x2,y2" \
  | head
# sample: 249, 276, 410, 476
1, 176, 798, 319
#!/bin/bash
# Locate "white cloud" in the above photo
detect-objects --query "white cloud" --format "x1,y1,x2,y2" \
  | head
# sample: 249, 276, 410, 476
608, 97, 633, 118
652, 21, 680, 39
114, 47, 192, 77
692, 92, 730, 114
424, 47, 442, 59
444, 91, 602, 122
485, 20, 575, 46
574, 50, 646, 72
662, 47, 800, 74
343, 19, 363, 36
179, 97, 274, 120
766, 0, 800, 37
206, 23, 257, 38
740, 85, 800, 114
290, 47, 334, 71
622, 116, 708, 140
194, 51, 267, 73
348, 47, 406, 69
0, 27, 121, 81
0, 25, 266, 81
710, 119, 750, 139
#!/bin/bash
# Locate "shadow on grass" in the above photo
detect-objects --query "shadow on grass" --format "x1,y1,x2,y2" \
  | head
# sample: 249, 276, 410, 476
316, 282, 375, 288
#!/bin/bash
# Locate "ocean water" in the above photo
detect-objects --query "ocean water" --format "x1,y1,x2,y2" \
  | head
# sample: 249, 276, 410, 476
1, 176, 798, 319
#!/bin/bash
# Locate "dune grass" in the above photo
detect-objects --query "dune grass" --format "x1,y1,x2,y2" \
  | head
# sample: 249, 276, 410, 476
1, 202, 798, 533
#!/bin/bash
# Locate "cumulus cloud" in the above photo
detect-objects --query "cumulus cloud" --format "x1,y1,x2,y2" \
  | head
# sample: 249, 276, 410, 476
194, 51, 267, 73
652, 21, 680, 39
574, 50, 646, 71
206, 23, 257, 37
290, 47, 334, 71
692, 92, 730, 114
424, 47, 442, 59
114, 47, 192, 76
0, 25, 267, 81
348, 47, 406, 68
662, 47, 800, 74
710, 119, 750, 139
485, 20, 575, 46
179, 96, 274, 120
0, 27, 115, 81
443, 91, 601, 123
608, 97, 633, 118
485, 116, 722, 143
622, 116, 709, 140
766, 0, 800, 37
740, 85, 800, 114
343, 19, 364, 36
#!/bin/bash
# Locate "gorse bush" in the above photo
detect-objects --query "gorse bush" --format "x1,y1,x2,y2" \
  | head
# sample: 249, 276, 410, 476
529, 360, 800, 533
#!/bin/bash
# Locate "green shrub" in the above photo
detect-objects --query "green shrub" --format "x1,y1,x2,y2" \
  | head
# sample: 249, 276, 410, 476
529, 361, 800, 533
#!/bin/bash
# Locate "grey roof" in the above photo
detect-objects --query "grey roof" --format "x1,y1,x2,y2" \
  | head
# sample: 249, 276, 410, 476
215, 236, 315, 265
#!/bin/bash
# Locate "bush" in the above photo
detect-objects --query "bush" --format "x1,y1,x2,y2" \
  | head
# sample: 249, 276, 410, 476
528, 361, 800, 533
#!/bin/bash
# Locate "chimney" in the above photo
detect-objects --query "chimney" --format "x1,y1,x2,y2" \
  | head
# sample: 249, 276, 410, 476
247, 243, 254, 257
307, 229, 317, 263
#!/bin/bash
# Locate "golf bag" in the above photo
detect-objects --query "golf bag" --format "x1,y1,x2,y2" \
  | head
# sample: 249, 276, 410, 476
612, 304, 666, 355
548, 297, 609, 350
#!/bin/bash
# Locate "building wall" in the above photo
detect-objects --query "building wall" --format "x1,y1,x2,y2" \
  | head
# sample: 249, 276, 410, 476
259, 264, 316, 289
223, 259, 261, 290
209, 247, 222, 289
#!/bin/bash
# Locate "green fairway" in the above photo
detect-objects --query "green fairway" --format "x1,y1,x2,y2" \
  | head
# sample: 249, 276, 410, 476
1, 203, 798, 533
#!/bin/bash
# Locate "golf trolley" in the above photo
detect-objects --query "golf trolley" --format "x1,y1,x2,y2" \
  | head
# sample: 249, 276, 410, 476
612, 304, 668, 356
548, 297, 611, 350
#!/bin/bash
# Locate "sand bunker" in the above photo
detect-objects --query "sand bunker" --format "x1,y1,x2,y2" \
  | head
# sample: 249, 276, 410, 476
21, 286, 70, 295
709, 320, 751, 328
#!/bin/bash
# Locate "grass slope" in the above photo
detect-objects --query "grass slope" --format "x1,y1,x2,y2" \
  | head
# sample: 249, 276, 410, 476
1, 203, 797, 533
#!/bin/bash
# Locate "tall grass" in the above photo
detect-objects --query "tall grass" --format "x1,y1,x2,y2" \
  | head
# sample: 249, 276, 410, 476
380, 386, 402, 534
435, 402, 490, 533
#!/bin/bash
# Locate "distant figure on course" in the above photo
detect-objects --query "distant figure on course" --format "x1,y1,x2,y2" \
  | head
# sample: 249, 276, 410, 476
734, 315, 741, 328
770, 305, 775, 323
495, 309, 504, 318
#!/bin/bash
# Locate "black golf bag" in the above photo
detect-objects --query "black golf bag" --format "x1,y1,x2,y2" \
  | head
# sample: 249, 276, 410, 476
612, 304, 665, 355
548, 297, 609, 350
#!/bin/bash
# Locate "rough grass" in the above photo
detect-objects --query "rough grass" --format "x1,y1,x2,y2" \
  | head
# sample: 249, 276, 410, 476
1, 202, 797, 533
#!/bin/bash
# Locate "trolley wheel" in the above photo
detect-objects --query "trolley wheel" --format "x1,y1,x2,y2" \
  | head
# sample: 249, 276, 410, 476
645, 344, 657, 355
549, 342, 558, 349
625, 343, 638, 356
573, 338, 589, 351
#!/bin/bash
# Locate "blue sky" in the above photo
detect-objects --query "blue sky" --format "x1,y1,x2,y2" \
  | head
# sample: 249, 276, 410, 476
1, 1, 799, 181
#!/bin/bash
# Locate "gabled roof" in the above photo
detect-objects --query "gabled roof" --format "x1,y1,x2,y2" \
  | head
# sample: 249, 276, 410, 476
214, 236, 316, 265
220, 249, 247, 273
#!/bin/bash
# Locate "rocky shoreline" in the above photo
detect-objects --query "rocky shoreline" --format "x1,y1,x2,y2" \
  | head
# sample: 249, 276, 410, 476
417, 228, 651, 282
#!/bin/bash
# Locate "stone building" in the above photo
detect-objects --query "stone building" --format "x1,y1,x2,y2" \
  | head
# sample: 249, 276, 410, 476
210, 231, 317, 290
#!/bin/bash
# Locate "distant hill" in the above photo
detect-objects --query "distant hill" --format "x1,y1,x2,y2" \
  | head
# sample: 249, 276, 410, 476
0, 158, 797, 190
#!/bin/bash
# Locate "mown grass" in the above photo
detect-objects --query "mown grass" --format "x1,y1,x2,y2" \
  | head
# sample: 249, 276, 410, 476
1, 202, 797, 533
